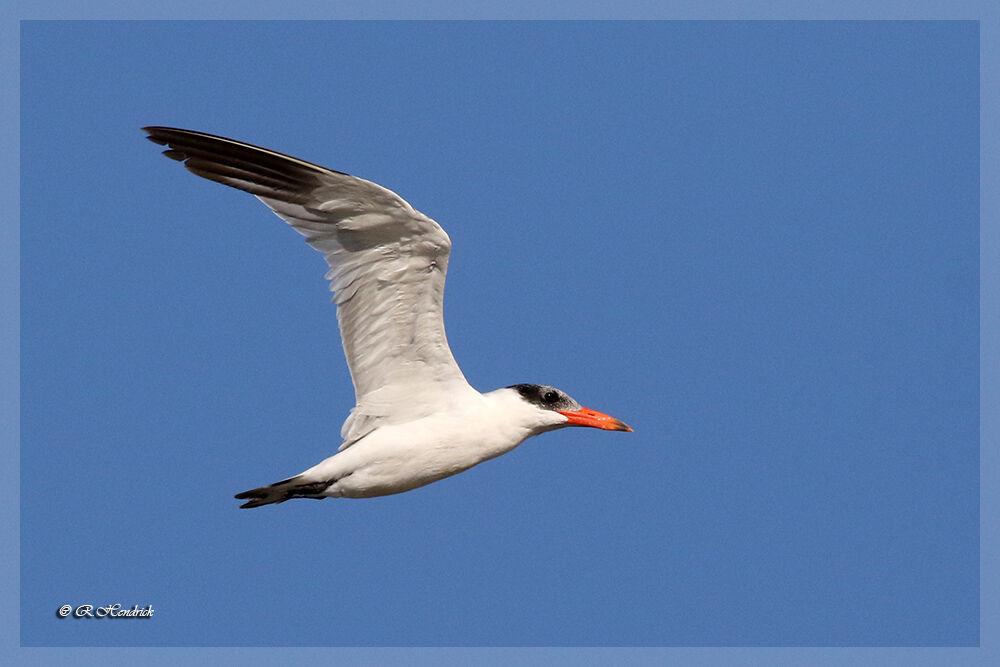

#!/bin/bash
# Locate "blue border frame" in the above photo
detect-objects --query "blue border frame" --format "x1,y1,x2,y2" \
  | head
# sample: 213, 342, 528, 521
5, 3, 995, 665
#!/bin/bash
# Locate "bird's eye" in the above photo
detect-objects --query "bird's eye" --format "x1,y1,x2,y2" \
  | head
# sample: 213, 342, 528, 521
543, 391, 559, 404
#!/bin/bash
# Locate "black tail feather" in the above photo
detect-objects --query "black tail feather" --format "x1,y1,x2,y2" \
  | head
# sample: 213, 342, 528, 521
234, 475, 331, 509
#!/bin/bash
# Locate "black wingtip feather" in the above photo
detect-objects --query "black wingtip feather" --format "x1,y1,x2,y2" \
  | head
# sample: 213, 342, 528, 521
162, 148, 187, 161
141, 126, 353, 203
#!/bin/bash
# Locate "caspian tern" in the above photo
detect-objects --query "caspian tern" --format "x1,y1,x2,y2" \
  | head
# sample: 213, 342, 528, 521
144, 127, 632, 508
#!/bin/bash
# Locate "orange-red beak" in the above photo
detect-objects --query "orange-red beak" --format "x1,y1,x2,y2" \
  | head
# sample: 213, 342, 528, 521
557, 406, 633, 432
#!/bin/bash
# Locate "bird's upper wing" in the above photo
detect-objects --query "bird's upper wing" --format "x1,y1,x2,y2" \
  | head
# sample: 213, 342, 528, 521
144, 127, 476, 447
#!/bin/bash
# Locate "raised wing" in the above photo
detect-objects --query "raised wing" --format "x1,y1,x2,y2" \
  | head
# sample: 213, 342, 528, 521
144, 127, 475, 446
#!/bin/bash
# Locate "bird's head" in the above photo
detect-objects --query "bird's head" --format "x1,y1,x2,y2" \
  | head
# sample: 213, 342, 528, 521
506, 383, 633, 433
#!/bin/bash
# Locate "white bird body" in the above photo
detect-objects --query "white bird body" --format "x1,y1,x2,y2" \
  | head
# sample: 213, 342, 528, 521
144, 127, 631, 507
300, 388, 565, 498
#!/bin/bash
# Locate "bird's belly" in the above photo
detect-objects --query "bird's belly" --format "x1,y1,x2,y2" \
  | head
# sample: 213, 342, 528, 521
326, 447, 486, 498
321, 423, 525, 499
331, 463, 460, 498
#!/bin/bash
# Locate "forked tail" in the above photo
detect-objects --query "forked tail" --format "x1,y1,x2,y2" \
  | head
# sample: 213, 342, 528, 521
234, 475, 331, 509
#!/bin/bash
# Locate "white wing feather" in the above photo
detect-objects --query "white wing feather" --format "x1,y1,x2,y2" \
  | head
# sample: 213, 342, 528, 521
144, 128, 476, 447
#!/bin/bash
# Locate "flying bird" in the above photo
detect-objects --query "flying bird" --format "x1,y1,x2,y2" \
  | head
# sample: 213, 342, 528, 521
144, 127, 632, 508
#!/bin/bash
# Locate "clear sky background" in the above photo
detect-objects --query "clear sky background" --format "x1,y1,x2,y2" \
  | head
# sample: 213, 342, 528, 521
19, 21, 978, 648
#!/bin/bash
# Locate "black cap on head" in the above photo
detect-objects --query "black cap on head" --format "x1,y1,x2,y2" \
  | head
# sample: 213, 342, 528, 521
507, 384, 581, 412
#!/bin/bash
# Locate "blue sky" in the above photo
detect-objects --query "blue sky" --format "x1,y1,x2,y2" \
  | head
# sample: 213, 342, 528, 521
18, 20, 978, 650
